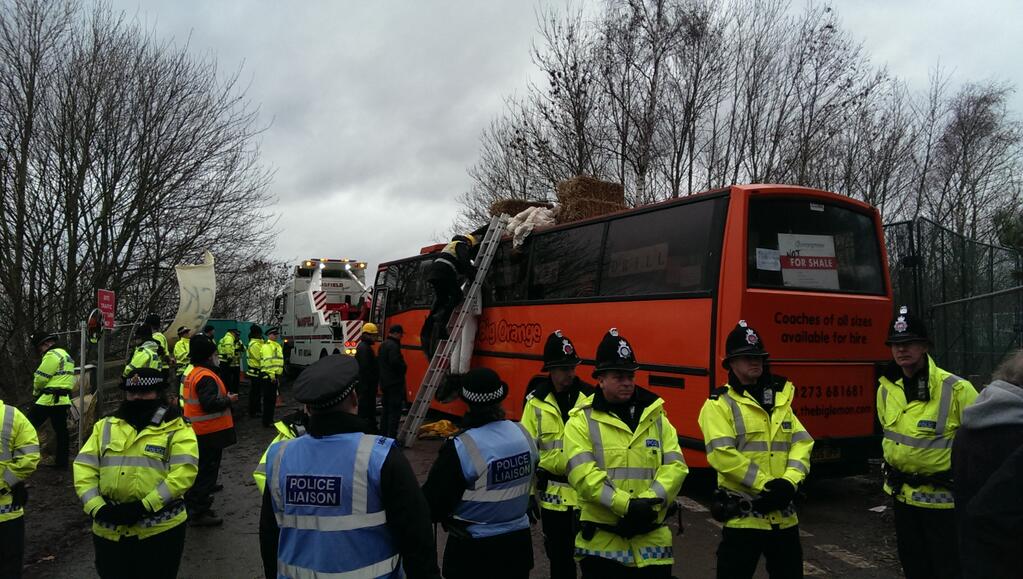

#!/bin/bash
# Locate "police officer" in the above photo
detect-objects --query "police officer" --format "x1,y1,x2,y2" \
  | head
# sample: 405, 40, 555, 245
564, 327, 688, 578
259, 355, 439, 579
143, 314, 170, 365
182, 333, 238, 526
252, 409, 307, 494
173, 326, 191, 381
878, 306, 977, 579
0, 396, 40, 579
698, 320, 814, 579
422, 367, 538, 579
246, 325, 265, 416
355, 322, 380, 432
217, 327, 241, 394
123, 331, 164, 378
28, 331, 75, 469
260, 327, 285, 427
521, 330, 594, 579
73, 367, 199, 579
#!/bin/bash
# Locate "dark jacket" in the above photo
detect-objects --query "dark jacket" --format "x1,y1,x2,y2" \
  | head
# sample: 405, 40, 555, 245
421, 408, 534, 579
259, 411, 439, 579
194, 361, 237, 449
355, 339, 379, 391
378, 336, 407, 391
953, 379, 1023, 579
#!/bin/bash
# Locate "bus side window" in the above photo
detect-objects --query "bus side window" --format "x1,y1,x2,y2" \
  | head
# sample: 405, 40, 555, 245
599, 200, 723, 296
528, 223, 604, 301
488, 240, 528, 303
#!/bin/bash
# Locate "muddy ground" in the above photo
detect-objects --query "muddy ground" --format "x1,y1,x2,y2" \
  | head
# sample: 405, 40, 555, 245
19, 382, 904, 578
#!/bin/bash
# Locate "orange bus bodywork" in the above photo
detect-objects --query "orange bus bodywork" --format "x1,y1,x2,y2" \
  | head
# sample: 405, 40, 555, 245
378, 185, 892, 470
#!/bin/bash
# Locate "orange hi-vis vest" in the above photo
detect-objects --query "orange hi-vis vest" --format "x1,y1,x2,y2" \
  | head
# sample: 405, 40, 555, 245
182, 367, 234, 436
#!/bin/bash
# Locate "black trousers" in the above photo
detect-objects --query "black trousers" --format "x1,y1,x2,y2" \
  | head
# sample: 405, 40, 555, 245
27, 404, 69, 467
184, 445, 223, 515
541, 507, 578, 579
248, 375, 264, 414
220, 365, 239, 394
93, 522, 186, 579
380, 386, 404, 439
357, 381, 378, 433
716, 525, 803, 579
0, 516, 25, 579
262, 377, 278, 427
579, 557, 671, 579
893, 500, 961, 579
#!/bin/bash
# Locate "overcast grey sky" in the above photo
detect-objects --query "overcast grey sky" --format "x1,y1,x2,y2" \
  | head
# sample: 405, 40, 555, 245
109, 0, 1022, 273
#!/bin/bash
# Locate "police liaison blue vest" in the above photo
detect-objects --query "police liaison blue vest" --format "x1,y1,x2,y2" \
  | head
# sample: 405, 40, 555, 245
452, 420, 539, 538
267, 432, 400, 578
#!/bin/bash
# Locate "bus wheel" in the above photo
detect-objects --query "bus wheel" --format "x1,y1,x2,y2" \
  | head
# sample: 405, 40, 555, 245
319, 349, 328, 359
332, 348, 340, 356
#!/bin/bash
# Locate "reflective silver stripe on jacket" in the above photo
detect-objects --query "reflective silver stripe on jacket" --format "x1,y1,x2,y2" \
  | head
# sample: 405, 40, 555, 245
79, 486, 101, 505
187, 410, 229, 422
935, 375, 961, 436
720, 394, 749, 450
277, 510, 388, 532
269, 438, 298, 512
277, 555, 400, 579
883, 430, 953, 449
787, 459, 809, 474
0, 407, 13, 461
100, 456, 167, 470
583, 408, 606, 469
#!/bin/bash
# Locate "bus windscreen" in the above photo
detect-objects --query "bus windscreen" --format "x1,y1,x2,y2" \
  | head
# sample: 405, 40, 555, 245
747, 199, 884, 295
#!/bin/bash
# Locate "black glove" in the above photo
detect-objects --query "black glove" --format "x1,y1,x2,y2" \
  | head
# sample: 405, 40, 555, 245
527, 496, 541, 525
96, 501, 148, 525
754, 479, 796, 513
617, 497, 662, 537
10, 482, 27, 508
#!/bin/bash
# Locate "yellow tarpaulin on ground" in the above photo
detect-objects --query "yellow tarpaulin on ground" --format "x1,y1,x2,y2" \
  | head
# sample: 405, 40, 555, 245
418, 419, 459, 439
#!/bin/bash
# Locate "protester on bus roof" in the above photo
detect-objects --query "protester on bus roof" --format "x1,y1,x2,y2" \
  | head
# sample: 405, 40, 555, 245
953, 349, 1023, 579
877, 305, 977, 579
563, 327, 688, 578
698, 320, 814, 578
520, 330, 594, 579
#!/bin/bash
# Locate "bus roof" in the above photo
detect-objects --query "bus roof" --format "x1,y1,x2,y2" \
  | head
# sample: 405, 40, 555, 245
392, 184, 878, 266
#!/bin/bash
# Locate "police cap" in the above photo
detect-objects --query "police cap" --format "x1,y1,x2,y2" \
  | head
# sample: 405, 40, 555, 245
722, 320, 769, 369
122, 367, 167, 392
592, 327, 640, 378
886, 305, 929, 345
542, 329, 581, 371
293, 355, 361, 410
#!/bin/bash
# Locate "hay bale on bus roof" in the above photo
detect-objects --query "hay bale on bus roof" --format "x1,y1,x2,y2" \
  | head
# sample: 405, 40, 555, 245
556, 176, 626, 223
489, 198, 551, 217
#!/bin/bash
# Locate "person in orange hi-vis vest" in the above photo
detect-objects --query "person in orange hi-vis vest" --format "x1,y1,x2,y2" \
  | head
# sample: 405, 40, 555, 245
181, 333, 238, 527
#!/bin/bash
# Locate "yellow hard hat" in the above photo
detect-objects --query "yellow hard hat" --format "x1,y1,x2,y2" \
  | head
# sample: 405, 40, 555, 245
362, 322, 379, 335
465, 233, 478, 246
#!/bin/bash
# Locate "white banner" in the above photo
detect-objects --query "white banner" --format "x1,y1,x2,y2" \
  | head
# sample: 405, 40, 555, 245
166, 251, 217, 346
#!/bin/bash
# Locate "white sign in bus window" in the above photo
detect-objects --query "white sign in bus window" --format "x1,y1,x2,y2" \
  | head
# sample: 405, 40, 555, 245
755, 248, 781, 271
607, 243, 669, 278
777, 233, 839, 290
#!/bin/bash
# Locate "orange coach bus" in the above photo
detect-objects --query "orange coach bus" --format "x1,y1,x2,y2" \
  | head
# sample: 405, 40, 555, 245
372, 184, 893, 470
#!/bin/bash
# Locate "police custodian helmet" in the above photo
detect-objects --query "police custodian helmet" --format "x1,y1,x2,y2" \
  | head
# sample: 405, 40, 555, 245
293, 355, 361, 410
885, 305, 929, 345
722, 320, 769, 369
541, 330, 581, 371
592, 327, 640, 378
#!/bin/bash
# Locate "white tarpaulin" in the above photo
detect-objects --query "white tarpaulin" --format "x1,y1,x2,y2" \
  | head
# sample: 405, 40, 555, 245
506, 205, 557, 248
166, 251, 217, 345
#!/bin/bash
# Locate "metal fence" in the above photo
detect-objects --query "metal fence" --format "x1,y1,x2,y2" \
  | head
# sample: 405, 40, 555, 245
884, 218, 1023, 384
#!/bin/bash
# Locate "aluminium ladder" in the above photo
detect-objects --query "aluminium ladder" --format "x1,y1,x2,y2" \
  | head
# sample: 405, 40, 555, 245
398, 213, 510, 447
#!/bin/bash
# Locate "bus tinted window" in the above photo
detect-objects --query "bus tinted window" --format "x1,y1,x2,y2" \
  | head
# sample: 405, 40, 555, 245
528, 223, 604, 300
747, 199, 884, 295
488, 240, 528, 302
600, 199, 722, 296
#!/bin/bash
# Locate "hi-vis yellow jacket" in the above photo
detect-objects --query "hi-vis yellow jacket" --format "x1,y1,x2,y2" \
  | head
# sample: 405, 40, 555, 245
73, 410, 199, 540
218, 332, 241, 366
32, 347, 76, 406
0, 400, 40, 522
253, 416, 306, 493
697, 379, 813, 529
123, 341, 164, 377
173, 338, 190, 376
564, 388, 687, 568
877, 356, 976, 509
520, 379, 593, 511
261, 340, 284, 379
246, 338, 265, 378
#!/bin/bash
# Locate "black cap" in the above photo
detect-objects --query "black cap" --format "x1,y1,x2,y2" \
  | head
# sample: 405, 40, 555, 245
144, 314, 161, 327
249, 325, 263, 338
190, 334, 217, 363
293, 355, 360, 409
266, 326, 280, 336
542, 330, 580, 371
177, 326, 190, 336
31, 331, 58, 348
122, 367, 167, 392
228, 327, 240, 334
389, 324, 404, 334
886, 305, 929, 345
592, 328, 639, 378
722, 320, 769, 369
460, 367, 508, 406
